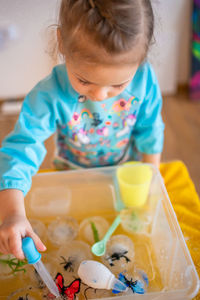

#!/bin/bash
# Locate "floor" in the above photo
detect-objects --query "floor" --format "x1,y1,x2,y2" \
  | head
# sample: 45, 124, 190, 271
162, 92, 200, 195
0, 92, 200, 195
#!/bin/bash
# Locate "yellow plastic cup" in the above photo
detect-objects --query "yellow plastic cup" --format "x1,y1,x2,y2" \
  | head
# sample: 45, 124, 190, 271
117, 163, 152, 208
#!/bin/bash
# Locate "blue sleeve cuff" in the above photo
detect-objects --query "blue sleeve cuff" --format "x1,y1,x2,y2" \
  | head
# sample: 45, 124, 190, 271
0, 180, 31, 196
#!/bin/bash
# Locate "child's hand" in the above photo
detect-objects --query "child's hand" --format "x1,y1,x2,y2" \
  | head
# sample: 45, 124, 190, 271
0, 214, 46, 260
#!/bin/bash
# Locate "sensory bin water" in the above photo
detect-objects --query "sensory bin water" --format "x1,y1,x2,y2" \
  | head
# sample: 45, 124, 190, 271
0, 165, 199, 300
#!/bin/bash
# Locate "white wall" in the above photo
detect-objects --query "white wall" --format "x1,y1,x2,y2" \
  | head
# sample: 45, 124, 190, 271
0, 0, 192, 98
0, 0, 60, 98
150, 0, 192, 94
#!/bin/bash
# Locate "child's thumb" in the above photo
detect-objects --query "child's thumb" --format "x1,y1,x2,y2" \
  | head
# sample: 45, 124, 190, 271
27, 230, 47, 252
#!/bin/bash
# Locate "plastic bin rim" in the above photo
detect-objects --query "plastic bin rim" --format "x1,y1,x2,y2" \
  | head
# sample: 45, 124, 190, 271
31, 163, 200, 298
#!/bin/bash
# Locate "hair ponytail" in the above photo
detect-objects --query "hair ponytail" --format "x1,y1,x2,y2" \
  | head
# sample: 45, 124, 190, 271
58, 0, 154, 62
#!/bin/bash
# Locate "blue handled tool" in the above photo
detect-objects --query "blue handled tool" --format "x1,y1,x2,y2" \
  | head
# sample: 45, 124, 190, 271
22, 237, 60, 298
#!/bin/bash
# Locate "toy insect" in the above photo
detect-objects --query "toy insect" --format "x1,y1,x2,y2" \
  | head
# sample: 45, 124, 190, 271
112, 272, 148, 294
44, 272, 108, 300
18, 296, 28, 300
55, 273, 81, 300
60, 256, 75, 272
106, 250, 130, 266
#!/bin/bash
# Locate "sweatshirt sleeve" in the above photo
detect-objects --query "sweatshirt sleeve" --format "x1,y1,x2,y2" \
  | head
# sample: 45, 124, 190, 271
0, 78, 58, 196
132, 63, 165, 154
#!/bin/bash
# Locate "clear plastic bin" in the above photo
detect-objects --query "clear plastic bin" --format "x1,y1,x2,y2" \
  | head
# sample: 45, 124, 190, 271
0, 164, 199, 299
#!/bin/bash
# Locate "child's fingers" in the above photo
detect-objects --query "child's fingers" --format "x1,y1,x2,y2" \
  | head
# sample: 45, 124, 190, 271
0, 231, 9, 254
0, 240, 9, 255
1, 237, 10, 254
8, 233, 25, 260
27, 230, 46, 252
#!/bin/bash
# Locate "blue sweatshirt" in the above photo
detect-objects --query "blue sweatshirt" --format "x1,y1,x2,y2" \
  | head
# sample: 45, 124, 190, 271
0, 62, 164, 196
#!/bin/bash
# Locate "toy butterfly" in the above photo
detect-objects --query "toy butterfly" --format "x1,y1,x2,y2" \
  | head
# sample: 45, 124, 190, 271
55, 273, 81, 300
112, 271, 148, 295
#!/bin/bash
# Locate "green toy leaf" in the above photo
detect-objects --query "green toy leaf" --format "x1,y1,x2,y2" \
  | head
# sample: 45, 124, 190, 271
0, 254, 27, 275
90, 221, 100, 243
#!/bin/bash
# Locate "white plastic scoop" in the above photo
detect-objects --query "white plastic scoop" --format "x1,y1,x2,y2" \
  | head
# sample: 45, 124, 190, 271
78, 260, 127, 292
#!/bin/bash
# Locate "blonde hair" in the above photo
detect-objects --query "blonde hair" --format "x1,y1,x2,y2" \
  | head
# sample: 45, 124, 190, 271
58, 0, 154, 63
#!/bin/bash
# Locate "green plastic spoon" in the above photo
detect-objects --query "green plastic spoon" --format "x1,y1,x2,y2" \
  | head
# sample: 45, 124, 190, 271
91, 215, 121, 256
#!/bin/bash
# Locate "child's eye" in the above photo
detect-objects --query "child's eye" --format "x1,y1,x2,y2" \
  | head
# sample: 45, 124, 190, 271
78, 79, 90, 86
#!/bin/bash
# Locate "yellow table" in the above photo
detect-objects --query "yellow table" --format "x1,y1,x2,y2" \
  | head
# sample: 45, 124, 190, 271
160, 161, 200, 300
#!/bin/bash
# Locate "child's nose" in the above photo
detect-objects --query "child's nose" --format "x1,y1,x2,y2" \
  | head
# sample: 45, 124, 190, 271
90, 87, 109, 101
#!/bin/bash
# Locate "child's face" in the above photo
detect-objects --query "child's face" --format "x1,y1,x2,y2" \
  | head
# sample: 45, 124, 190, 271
65, 59, 139, 102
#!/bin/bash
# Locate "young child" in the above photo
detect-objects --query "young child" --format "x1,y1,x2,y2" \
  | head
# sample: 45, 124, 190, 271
0, 0, 164, 259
